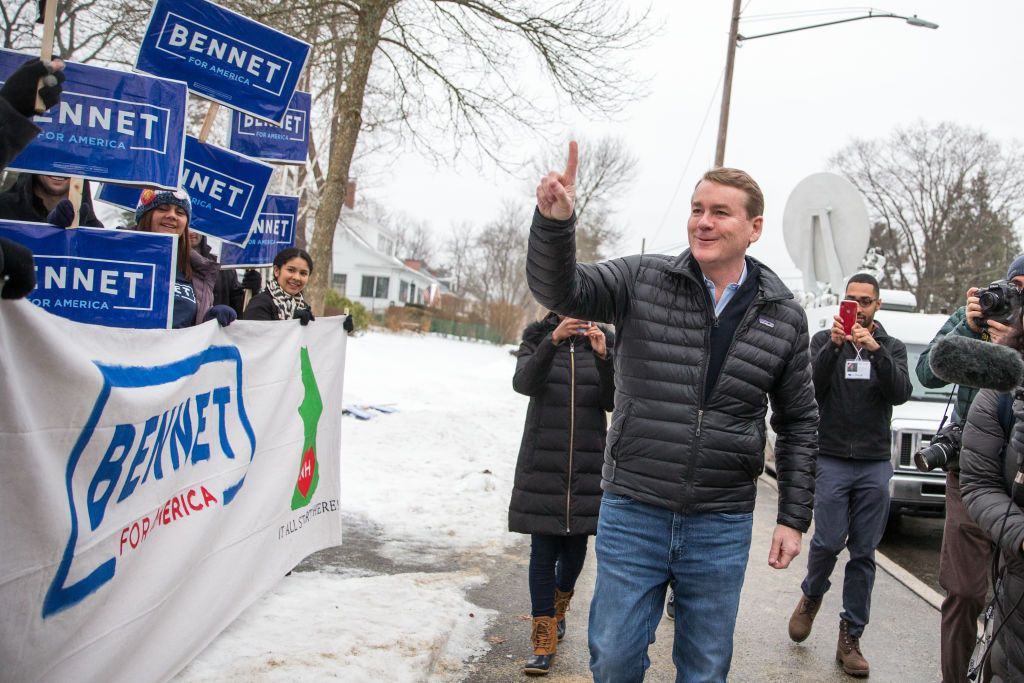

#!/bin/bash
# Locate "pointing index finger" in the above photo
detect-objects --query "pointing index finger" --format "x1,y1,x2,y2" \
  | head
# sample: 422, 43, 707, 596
562, 140, 578, 184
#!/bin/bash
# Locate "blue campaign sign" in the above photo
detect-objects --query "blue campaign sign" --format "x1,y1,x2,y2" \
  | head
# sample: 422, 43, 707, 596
97, 137, 274, 247
136, 0, 311, 124
228, 91, 309, 164
0, 49, 186, 189
0, 221, 176, 329
182, 136, 273, 246
220, 195, 298, 267
96, 183, 142, 212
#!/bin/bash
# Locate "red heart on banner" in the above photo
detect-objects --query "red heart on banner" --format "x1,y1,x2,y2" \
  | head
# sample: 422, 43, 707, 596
297, 447, 315, 498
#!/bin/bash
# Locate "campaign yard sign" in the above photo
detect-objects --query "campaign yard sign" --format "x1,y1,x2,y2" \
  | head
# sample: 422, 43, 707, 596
228, 90, 310, 164
0, 221, 176, 329
0, 301, 345, 682
136, 0, 311, 125
219, 195, 298, 268
0, 50, 186, 189
96, 137, 274, 247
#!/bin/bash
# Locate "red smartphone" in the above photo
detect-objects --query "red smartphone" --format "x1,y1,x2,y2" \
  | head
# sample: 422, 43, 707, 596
839, 301, 858, 335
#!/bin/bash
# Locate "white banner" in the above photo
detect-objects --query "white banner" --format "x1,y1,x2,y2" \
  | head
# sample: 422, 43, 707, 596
0, 300, 346, 682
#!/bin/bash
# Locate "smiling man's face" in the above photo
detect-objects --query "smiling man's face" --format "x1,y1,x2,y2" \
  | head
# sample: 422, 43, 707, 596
687, 180, 762, 274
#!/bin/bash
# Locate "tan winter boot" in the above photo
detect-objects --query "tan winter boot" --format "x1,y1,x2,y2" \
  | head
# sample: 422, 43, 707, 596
836, 618, 870, 677
554, 589, 574, 641
788, 594, 821, 642
523, 616, 558, 676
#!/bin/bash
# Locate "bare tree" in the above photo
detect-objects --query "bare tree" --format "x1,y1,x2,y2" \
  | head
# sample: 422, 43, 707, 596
443, 221, 474, 294
532, 135, 638, 261
832, 121, 1024, 313
393, 218, 435, 262
2, 0, 139, 65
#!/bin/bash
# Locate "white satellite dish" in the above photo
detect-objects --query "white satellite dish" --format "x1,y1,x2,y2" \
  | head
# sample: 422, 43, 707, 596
782, 172, 871, 297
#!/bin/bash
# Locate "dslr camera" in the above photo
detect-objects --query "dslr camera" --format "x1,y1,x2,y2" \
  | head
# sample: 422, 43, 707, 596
914, 421, 963, 472
977, 279, 1024, 327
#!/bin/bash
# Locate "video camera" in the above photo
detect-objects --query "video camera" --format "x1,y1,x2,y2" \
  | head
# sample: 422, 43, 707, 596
978, 279, 1024, 327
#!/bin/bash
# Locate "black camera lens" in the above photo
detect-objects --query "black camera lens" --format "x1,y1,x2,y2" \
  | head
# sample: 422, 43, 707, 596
913, 423, 963, 473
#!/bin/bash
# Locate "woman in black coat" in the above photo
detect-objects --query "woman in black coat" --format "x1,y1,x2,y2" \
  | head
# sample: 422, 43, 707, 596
509, 312, 615, 675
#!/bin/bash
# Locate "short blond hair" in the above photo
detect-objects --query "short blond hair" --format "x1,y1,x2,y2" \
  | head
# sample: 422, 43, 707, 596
696, 168, 764, 219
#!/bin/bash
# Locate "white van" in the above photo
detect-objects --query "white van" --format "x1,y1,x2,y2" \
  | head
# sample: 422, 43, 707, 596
766, 298, 952, 522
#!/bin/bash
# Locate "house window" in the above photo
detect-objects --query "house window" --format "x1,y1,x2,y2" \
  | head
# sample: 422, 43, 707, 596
377, 235, 394, 256
409, 283, 417, 303
332, 274, 347, 293
399, 280, 409, 302
361, 275, 390, 298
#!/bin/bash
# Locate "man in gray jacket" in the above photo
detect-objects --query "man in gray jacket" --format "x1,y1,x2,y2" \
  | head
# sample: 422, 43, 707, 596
528, 141, 818, 682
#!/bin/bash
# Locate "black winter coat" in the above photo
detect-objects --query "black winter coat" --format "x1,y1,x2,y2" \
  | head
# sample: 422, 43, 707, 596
242, 291, 280, 320
811, 321, 912, 460
0, 173, 103, 226
526, 210, 818, 531
961, 389, 1024, 683
509, 314, 615, 536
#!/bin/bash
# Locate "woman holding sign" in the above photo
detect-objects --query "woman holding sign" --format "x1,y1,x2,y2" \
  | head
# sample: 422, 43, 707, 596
134, 188, 235, 328
242, 247, 316, 324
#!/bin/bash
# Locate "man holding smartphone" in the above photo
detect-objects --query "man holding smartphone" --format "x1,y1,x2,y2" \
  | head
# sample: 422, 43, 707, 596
787, 273, 913, 677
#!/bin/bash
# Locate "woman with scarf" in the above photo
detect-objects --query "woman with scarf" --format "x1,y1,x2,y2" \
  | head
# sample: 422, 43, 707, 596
243, 247, 315, 323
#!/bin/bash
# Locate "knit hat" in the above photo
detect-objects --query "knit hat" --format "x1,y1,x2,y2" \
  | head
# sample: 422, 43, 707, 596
135, 187, 192, 226
1007, 254, 1024, 281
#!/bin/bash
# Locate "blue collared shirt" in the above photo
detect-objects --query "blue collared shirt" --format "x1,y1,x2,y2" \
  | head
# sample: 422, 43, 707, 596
704, 261, 748, 316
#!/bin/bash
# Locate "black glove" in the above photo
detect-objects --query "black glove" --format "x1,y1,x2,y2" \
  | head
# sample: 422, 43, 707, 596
0, 236, 35, 300
204, 304, 237, 327
241, 269, 261, 294
293, 307, 315, 326
46, 198, 94, 228
343, 314, 354, 333
0, 57, 65, 117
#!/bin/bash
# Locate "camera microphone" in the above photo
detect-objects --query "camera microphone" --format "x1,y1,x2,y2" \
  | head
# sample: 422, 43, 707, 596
930, 334, 1024, 392
0, 236, 36, 300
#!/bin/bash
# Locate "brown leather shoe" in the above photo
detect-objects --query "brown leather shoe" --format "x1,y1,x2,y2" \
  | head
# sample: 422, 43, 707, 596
788, 594, 821, 642
524, 616, 558, 675
836, 618, 870, 677
554, 589, 574, 641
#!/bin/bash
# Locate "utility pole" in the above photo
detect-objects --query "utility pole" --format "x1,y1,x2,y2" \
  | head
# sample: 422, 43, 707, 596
714, 0, 742, 168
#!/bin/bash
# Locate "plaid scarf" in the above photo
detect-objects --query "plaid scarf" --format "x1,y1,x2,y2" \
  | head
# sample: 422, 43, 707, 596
266, 276, 309, 321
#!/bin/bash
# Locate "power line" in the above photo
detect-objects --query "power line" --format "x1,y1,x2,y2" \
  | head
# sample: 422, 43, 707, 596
646, 67, 725, 252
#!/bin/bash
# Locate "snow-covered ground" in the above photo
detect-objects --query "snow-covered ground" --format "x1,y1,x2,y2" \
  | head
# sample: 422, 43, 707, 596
176, 331, 528, 681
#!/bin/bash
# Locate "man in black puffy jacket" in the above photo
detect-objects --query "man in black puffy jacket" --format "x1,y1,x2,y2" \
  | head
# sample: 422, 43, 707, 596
528, 141, 818, 682
786, 273, 911, 677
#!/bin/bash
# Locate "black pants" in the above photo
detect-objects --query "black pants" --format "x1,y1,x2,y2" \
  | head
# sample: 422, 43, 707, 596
529, 534, 589, 617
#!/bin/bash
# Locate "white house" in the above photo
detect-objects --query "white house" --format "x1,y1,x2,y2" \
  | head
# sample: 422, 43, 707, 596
330, 190, 439, 312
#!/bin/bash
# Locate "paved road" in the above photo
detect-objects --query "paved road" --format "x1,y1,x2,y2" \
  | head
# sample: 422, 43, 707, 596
465, 477, 941, 682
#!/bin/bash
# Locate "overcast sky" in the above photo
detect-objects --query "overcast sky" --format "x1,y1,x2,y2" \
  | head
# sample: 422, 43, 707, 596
352, 1, 1023, 280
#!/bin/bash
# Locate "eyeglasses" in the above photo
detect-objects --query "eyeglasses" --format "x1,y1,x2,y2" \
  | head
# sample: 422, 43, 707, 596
844, 296, 877, 307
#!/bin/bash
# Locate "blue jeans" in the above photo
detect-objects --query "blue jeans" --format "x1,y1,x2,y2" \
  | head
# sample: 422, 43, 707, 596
801, 455, 891, 638
588, 492, 753, 683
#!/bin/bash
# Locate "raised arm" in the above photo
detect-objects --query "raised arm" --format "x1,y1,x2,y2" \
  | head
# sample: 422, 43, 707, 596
528, 141, 633, 324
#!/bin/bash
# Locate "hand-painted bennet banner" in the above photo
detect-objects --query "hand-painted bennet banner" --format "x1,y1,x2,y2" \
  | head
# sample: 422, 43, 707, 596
136, 0, 311, 125
0, 49, 186, 189
220, 195, 298, 268
228, 90, 309, 164
97, 136, 274, 247
0, 221, 176, 329
0, 300, 345, 682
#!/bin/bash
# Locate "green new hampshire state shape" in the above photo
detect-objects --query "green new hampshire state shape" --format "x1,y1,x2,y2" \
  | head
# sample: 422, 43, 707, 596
291, 347, 322, 510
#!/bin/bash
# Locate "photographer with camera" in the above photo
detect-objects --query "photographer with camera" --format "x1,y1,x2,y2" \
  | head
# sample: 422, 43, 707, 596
959, 343, 1024, 680
787, 273, 912, 677
917, 256, 1024, 682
